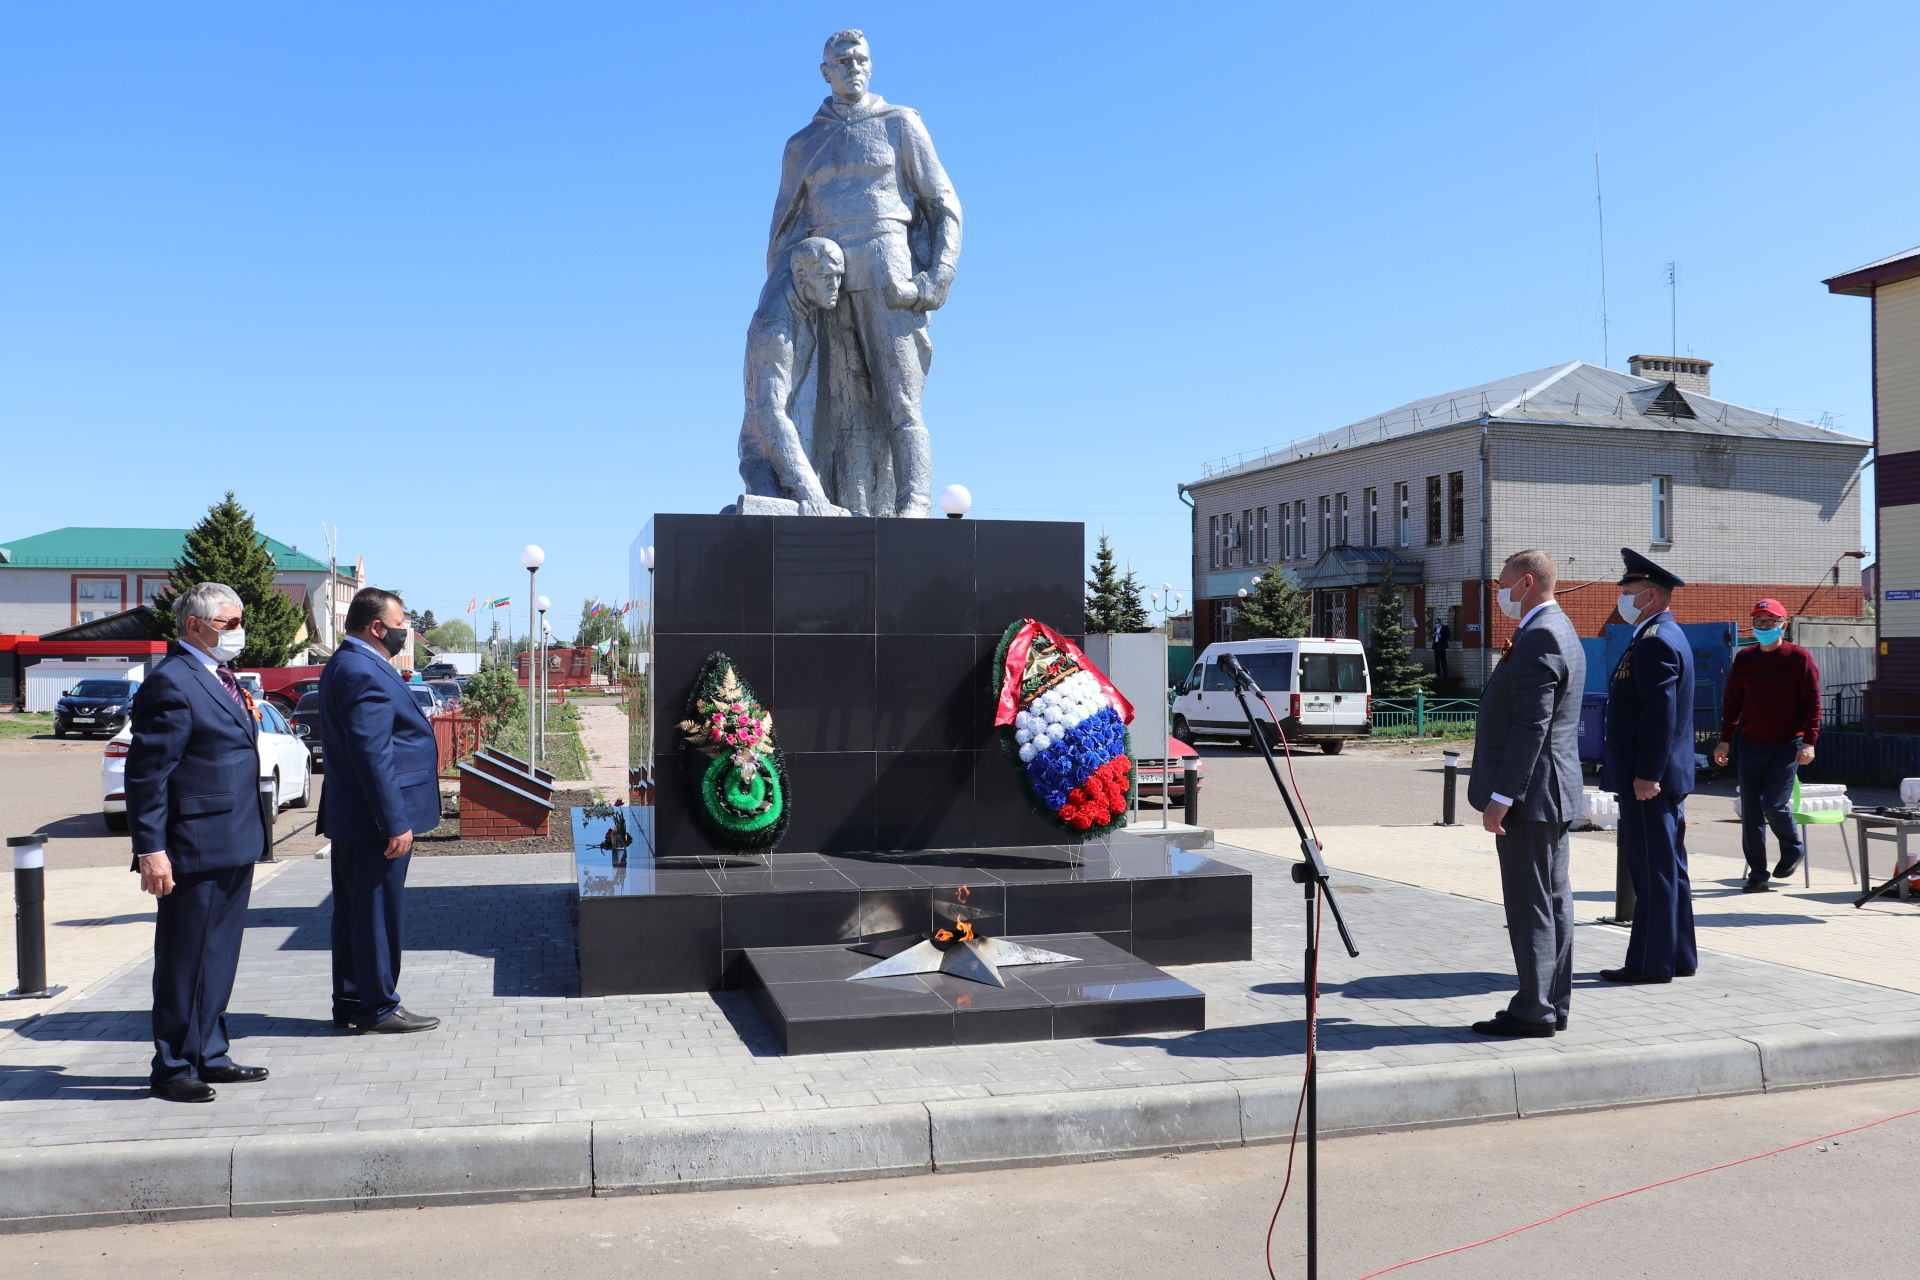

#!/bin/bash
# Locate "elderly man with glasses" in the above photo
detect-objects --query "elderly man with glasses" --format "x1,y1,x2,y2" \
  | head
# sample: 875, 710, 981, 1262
125, 582, 271, 1102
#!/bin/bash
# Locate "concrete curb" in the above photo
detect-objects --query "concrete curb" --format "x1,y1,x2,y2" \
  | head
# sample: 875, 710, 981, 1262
4, 1028, 1919, 1234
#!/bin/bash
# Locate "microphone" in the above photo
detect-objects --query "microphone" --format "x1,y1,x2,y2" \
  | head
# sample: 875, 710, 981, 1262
1220, 652, 1262, 694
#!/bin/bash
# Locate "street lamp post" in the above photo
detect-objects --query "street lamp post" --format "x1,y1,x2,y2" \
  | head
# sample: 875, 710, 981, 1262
520, 545, 545, 764
536, 595, 551, 766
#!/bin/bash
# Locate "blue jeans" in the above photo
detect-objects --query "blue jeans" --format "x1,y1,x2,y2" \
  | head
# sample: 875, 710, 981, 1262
1737, 733, 1803, 875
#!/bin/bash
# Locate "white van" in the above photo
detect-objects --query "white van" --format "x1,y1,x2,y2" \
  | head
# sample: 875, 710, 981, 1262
1171, 638, 1371, 754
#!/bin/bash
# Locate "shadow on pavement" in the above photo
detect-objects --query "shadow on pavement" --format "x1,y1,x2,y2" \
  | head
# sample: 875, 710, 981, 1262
709, 990, 783, 1058
1253, 971, 1516, 1001
34, 812, 117, 840
249, 882, 580, 999
0, 1063, 149, 1101
1103, 1014, 1479, 1057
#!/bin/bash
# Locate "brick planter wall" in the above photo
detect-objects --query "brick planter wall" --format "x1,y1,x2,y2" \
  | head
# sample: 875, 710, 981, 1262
458, 766, 554, 841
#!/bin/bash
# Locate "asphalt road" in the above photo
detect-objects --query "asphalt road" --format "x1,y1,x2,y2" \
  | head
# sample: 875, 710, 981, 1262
0, 735, 328, 868
3, 1077, 1913, 1277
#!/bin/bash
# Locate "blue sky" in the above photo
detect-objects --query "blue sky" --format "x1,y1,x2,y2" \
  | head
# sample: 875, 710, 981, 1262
3, 2, 1913, 636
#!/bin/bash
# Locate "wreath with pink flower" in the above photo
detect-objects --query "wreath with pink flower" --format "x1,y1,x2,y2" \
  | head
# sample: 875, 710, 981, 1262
676, 652, 789, 850
992, 619, 1135, 836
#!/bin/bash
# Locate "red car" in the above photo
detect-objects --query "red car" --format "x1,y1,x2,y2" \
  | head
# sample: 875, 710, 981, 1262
267, 678, 322, 712
1134, 737, 1205, 800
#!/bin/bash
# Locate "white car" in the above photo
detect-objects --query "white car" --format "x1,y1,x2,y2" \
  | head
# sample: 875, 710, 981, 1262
101, 699, 314, 832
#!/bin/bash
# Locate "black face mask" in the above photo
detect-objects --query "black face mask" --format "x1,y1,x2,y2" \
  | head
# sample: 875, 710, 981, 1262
377, 624, 409, 658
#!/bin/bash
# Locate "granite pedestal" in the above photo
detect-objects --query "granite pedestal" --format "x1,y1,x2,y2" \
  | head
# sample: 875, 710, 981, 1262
574, 808, 1252, 996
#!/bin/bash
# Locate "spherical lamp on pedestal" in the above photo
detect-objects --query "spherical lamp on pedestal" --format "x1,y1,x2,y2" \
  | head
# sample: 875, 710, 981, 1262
938, 484, 973, 520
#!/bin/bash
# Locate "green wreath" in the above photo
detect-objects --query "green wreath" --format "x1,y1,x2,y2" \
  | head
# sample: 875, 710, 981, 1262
677, 651, 789, 851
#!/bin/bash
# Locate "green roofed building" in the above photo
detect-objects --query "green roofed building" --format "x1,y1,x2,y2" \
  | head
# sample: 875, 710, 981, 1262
0, 526, 363, 651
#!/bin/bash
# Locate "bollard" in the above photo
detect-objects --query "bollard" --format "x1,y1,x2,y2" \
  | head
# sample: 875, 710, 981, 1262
4, 835, 64, 1001
257, 776, 278, 863
1182, 760, 1200, 827
1435, 749, 1463, 826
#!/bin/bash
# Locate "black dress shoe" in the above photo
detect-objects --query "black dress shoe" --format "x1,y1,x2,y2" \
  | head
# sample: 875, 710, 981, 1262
151, 1078, 216, 1103
1772, 851, 1805, 879
1742, 872, 1772, 893
201, 1064, 269, 1084
1470, 1010, 1555, 1038
362, 1007, 440, 1034
1555, 1015, 1569, 1031
1599, 967, 1672, 984
1676, 967, 1696, 978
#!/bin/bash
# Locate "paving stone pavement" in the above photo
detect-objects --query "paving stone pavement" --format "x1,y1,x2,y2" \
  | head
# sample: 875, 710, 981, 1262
4, 832, 1918, 1149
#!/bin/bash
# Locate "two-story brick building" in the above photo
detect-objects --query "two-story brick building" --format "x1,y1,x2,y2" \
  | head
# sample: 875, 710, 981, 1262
1180, 356, 1870, 688
0, 527, 362, 656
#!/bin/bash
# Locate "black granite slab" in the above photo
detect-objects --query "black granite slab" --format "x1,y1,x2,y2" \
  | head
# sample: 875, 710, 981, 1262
644, 513, 1086, 857
572, 807, 1253, 995
744, 933, 1205, 1054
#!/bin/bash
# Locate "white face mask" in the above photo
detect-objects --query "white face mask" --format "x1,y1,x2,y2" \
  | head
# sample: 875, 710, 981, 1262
213, 627, 247, 662
1617, 592, 1644, 626
1496, 584, 1525, 620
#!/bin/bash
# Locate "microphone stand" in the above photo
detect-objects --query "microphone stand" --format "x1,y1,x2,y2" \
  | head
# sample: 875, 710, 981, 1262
1221, 654, 1358, 1280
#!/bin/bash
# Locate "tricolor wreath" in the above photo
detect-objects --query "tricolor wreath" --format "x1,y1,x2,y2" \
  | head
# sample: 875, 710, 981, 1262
992, 619, 1135, 836
676, 652, 789, 851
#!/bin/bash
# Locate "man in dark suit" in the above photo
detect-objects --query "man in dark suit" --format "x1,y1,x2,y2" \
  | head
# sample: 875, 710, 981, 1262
317, 587, 442, 1034
126, 582, 271, 1102
1432, 618, 1451, 679
1600, 549, 1698, 984
1467, 550, 1587, 1037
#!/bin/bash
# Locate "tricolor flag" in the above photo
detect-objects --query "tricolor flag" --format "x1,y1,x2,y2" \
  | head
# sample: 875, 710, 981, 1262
586, 598, 605, 618
491, 596, 511, 609
620, 601, 632, 615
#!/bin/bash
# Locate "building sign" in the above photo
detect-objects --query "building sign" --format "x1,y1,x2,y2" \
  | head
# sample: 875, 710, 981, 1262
1885, 589, 1920, 602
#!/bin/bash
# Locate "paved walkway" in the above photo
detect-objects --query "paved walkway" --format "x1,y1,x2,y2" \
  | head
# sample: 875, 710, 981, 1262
571, 700, 627, 800
5, 824, 1919, 1150
7, 814, 1920, 1230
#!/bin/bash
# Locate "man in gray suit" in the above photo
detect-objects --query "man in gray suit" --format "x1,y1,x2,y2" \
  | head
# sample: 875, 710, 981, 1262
1467, 550, 1587, 1037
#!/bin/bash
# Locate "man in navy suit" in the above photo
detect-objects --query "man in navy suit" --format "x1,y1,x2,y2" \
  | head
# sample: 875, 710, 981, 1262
317, 587, 442, 1034
127, 582, 270, 1102
1600, 548, 1699, 984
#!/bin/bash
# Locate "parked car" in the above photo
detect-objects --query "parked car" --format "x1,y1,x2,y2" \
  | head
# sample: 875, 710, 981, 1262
53, 679, 141, 738
410, 685, 444, 716
287, 692, 325, 765
101, 701, 313, 832
1172, 638, 1372, 754
1134, 737, 1206, 800
267, 677, 322, 712
428, 680, 463, 711
419, 662, 459, 682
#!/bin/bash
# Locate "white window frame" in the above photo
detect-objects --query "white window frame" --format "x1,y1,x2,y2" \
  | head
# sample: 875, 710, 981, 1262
1652, 474, 1673, 543
1319, 496, 1333, 554
1395, 482, 1410, 547
1364, 487, 1379, 547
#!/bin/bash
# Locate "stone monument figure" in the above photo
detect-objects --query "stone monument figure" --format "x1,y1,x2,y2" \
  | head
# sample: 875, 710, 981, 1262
737, 237, 853, 517
748, 27, 962, 518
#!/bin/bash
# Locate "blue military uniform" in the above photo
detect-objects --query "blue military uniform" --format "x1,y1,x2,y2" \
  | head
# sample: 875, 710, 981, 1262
1601, 549, 1698, 981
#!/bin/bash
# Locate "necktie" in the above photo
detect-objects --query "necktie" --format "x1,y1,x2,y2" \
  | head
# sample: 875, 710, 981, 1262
216, 665, 247, 710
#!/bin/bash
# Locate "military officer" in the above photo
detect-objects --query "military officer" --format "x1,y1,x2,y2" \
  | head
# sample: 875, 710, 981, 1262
1600, 548, 1699, 983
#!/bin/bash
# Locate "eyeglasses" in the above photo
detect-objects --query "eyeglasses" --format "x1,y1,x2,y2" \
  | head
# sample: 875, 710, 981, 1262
199, 616, 244, 631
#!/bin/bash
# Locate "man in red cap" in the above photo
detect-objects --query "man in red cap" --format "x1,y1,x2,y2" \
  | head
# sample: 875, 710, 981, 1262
1711, 600, 1821, 891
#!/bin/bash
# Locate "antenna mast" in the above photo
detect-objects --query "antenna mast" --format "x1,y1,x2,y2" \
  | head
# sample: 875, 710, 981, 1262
1594, 153, 1611, 368
1668, 261, 1678, 355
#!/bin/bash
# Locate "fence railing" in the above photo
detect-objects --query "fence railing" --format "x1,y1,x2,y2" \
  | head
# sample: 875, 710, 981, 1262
1371, 692, 1478, 736
430, 711, 486, 777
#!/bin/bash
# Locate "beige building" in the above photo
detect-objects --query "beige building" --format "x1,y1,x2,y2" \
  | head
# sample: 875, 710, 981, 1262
1180, 357, 1869, 688
1827, 246, 1920, 726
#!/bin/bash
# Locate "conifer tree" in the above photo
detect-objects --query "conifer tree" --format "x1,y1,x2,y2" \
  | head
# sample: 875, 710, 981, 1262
1236, 569, 1309, 640
1084, 536, 1150, 634
150, 492, 306, 666
1365, 559, 1430, 699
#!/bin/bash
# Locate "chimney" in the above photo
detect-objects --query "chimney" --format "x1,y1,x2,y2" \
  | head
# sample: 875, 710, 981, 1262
1628, 354, 1712, 396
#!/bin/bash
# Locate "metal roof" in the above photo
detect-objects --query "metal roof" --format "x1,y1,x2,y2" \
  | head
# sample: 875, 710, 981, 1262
1188, 360, 1868, 487
1824, 245, 1920, 296
0, 527, 332, 573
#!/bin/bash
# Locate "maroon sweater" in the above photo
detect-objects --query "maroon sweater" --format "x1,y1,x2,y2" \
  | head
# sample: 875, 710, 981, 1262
1719, 642, 1821, 746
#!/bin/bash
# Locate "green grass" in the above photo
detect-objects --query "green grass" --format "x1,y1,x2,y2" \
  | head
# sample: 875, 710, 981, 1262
493, 700, 591, 784
0, 713, 54, 740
